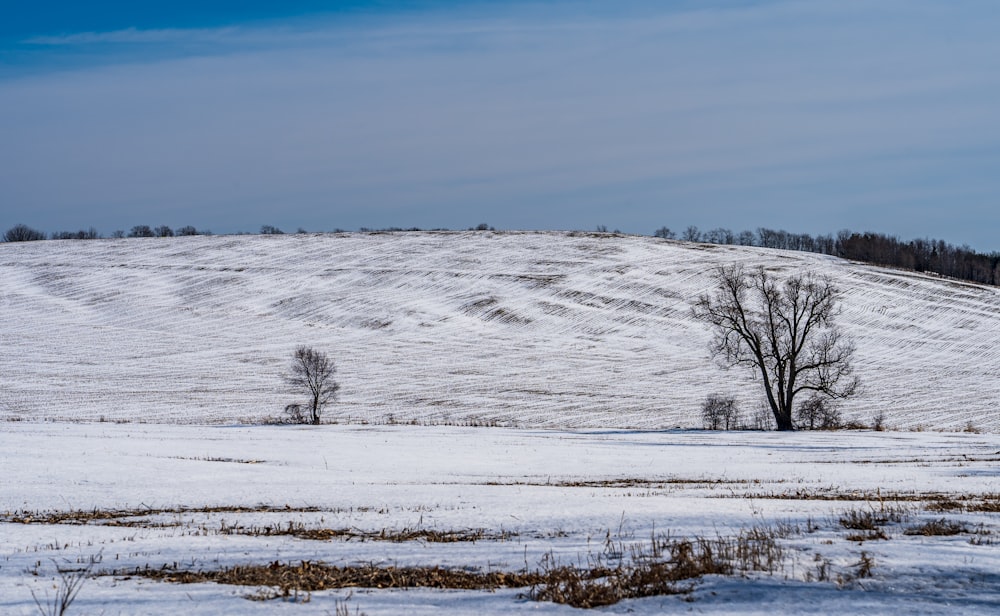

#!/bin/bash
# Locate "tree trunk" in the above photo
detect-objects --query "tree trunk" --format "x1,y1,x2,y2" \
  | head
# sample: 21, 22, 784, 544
772, 406, 795, 431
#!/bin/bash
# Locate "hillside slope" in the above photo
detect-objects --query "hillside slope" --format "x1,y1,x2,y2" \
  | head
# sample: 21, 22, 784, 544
2, 231, 998, 430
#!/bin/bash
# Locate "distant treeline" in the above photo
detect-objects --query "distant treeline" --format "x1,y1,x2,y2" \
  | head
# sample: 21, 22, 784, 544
654, 225, 1000, 286
2, 223, 210, 241
4, 222, 998, 286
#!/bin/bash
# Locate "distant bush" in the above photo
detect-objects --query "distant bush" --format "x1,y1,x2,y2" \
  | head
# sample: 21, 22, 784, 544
176, 225, 199, 236
681, 225, 701, 242
796, 396, 841, 430
702, 394, 740, 430
653, 226, 675, 239
128, 225, 154, 238
3, 224, 46, 242
871, 409, 887, 431
748, 407, 774, 430
51, 228, 100, 240
283, 403, 308, 424
359, 226, 423, 233
702, 227, 735, 244
261, 225, 284, 235
154, 225, 174, 237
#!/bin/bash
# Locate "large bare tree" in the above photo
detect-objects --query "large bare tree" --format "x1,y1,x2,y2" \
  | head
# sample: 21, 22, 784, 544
286, 347, 340, 425
692, 265, 859, 430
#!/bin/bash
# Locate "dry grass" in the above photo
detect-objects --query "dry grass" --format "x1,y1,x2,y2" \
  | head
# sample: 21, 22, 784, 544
967, 498, 1000, 512
854, 551, 875, 578
31, 554, 100, 616
729, 490, 1000, 520
168, 456, 266, 464
926, 498, 965, 512
733, 489, 941, 502
487, 477, 755, 489
904, 518, 967, 536
128, 561, 544, 592
527, 556, 681, 608
220, 522, 515, 543
4, 507, 517, 545
4, 505, 322, 527
927, 494, 1000, 512
524, 527, 787, 608
122, 526, 791, 609
845, 529, 889, 542
838, 505, 909, 531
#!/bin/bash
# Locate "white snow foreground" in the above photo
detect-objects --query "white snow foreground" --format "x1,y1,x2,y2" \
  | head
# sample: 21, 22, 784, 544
1, 230, 999, 430
1, 424, 999, 614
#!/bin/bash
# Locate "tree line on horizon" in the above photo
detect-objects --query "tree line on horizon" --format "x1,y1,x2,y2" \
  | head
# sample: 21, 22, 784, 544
653, 224, 1000, 287
2, 223, 210, 241
4, 221, 999, 286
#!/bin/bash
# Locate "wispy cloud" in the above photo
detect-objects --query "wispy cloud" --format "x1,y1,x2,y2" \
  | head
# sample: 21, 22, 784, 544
24, 27, 242, 46
2, 0, 1000, 248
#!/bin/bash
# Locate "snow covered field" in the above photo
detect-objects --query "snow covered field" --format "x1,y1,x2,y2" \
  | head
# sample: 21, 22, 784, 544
2, 231, 999, 612
2, 231, 999, 430
2, 424, 999, 614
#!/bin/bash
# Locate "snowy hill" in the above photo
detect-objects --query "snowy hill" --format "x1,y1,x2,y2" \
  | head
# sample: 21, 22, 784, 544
2, 231, 998, 430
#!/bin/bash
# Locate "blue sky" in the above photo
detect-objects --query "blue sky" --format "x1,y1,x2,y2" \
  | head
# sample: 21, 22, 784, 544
2, 1, 1000, 250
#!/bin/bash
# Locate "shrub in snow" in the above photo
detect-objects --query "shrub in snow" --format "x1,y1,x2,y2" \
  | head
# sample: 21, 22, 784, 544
702, 394, 739, 430
796, 396, 841, 430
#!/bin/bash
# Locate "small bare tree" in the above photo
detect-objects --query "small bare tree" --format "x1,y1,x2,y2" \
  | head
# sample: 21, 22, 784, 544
285, 347, 340, 425
283, 403, 306, 424
653, 226, 676, 239
702, 394, 739, 430
682, 225, 702, 242
692, 265, 859, 431
4, 224, 46, 242
796, 395, 841, 430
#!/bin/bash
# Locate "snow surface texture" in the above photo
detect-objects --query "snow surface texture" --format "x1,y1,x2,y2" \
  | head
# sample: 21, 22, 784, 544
1, 231, 998, 429
1, 424, 999, 614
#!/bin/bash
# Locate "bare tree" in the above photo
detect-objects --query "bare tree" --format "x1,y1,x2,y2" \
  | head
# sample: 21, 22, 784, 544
285, 347, 340, 425
681, 225, 701, 242
51, 228, 100, 240
653, 226, 676, 239
701, 393, 740, 430
703, 227, 735, 245
692, 265, 859, 431
128, 225, 154, 238
796, 395, 841, 430
4, 224, 46, 242
283, 403, 307, 424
